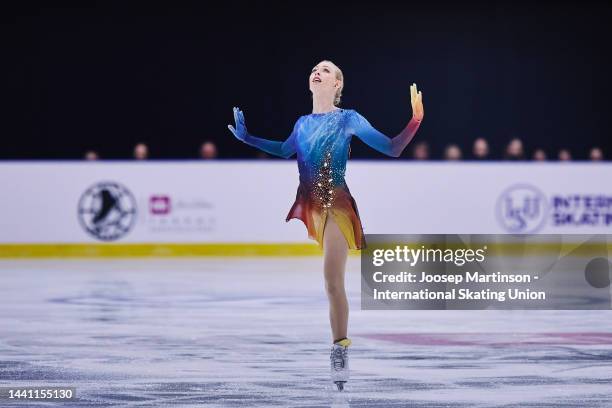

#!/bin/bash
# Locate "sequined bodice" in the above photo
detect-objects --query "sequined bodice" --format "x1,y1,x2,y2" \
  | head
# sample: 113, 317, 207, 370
295, 109, 350, 182
294, 109, 352, 207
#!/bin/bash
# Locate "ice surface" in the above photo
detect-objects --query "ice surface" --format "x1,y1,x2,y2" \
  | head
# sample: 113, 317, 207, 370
0, 258, 611, 407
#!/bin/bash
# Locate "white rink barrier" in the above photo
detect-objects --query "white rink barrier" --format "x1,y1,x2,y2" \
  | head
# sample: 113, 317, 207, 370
0, 161, 610, 256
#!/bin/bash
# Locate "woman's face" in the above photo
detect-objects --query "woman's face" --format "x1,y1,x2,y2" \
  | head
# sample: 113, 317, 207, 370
309, 61, 339, 96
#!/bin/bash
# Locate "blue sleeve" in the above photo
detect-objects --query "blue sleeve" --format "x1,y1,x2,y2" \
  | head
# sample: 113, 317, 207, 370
348, 110, 420, 158
244, 117, 301, 159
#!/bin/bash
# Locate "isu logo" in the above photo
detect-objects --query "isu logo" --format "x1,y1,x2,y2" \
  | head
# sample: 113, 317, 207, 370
78, 182, 137, 241
496, 184, 548, 233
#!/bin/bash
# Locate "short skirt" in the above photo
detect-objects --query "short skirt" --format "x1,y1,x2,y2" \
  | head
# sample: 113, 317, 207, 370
285, 182, 365, 250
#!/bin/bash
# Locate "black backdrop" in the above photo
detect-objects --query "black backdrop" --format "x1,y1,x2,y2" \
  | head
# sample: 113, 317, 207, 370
2, 1, 611, 159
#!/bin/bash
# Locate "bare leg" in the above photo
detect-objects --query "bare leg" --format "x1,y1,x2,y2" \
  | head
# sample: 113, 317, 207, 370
323, 213, 349, 342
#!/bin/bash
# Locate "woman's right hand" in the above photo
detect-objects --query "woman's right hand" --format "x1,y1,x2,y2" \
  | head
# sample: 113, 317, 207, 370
228, 107, 248, 142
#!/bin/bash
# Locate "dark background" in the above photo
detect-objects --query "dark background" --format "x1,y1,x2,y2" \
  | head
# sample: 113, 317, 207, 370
1, 1, 611, 160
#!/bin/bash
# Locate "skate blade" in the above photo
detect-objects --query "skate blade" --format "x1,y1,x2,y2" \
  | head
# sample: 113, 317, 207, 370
334, 381, 346, 391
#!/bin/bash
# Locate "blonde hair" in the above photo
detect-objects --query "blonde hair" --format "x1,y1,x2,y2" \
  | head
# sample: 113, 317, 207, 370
318, 60, 344, 106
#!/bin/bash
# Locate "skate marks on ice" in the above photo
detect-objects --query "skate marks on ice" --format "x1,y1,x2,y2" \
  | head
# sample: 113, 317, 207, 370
0, 259, 611, 407
354, 334, 612, 407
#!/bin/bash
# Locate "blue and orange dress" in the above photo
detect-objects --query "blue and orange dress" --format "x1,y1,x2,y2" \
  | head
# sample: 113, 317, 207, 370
241, 108, 420, 250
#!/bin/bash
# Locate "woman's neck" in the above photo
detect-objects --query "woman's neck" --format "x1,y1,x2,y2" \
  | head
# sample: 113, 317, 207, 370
312, 95, 337, 114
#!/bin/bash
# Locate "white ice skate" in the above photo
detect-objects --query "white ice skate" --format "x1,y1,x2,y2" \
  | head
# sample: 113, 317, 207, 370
330, 338, 351, 391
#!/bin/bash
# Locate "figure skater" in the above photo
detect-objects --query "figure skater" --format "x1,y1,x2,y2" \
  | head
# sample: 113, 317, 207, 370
228, 60, 424, 390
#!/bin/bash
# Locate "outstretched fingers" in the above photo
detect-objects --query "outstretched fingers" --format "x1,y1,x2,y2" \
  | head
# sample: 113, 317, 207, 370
232, 107, 246, 127
233, 107, 240, 126
408, 84, 424, 121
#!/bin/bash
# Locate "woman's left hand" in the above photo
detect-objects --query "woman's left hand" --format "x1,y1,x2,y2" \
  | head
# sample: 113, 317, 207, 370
410, 83, 424, 122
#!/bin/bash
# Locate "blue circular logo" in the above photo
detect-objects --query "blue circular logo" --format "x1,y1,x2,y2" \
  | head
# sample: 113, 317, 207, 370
496, 184, 548, 233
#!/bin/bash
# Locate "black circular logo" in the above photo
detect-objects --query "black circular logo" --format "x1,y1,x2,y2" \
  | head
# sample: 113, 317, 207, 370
78, 182, 137, 241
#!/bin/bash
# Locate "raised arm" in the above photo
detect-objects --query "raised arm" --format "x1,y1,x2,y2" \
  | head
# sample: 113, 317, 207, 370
349, 84, 424, 158
228, 107, 299, 159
